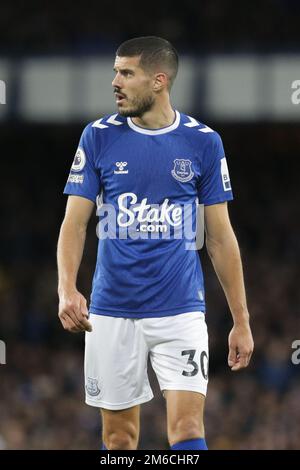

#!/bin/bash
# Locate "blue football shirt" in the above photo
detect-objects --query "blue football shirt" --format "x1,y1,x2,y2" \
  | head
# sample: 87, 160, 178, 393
64, 111, 233, 318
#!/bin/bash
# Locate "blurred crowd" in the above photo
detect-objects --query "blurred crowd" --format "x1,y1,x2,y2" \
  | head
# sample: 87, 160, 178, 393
0, 122, 299, 449
1, 0, 300, 55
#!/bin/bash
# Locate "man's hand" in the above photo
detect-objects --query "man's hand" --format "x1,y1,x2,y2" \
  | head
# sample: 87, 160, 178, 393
58, 289, 92, 333
228, 322, 254, 371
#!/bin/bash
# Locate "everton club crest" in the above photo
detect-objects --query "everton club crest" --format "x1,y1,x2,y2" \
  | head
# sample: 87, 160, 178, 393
86, 377, 101, 397
171, 159, 194, 183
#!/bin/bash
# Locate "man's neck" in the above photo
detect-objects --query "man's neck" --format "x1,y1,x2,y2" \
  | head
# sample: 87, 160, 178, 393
131, 101, 175, 130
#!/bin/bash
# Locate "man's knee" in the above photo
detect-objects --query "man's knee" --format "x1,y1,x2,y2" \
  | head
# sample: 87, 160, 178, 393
168, 416, 204, 446
102, 408, 140, 450
105, 429, 138, 450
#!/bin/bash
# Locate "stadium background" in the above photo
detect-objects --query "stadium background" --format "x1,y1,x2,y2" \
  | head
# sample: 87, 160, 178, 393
0, 0, 300, 449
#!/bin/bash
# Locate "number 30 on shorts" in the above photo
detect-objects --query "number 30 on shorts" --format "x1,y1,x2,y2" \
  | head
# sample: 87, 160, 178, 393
181, 349, 208, 379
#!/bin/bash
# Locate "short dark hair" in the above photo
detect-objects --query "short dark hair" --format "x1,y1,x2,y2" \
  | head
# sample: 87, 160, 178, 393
116, 36, 178, 89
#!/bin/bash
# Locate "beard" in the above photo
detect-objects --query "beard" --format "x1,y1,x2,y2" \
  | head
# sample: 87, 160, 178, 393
117, 92, 155, 118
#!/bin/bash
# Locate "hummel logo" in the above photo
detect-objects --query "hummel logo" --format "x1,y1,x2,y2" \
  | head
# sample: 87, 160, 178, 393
114, 162, 128, 174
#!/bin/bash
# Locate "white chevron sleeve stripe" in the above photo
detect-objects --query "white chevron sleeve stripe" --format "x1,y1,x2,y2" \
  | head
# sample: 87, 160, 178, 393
106, 114, 123, 126
184, 116, 200, 127
198, 125, 214, 133
92, 118, 108, 129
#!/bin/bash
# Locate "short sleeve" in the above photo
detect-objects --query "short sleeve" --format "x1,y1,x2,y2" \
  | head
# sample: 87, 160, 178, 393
63, 124, 101, 203
197, 132, 234, 205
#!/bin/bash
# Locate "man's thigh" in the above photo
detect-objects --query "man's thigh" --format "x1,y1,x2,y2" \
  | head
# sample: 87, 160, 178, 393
148, 312, 209, 396
85, 314, 154, 410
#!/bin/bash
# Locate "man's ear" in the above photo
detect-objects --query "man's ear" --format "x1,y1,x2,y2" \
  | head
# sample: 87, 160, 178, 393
153, 72, 168, 91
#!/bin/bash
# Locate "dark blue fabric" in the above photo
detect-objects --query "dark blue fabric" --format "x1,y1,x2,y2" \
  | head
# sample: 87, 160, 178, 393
171, 438, 207, 450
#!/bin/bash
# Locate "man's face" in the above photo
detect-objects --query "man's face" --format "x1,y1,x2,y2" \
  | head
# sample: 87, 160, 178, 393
112, 55, 155, 117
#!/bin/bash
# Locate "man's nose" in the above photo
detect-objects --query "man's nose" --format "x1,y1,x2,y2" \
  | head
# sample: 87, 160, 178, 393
112, 73, 121, 89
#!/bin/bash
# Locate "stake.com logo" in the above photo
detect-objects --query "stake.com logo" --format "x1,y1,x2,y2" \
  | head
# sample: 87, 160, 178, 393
96, 192, 205, 250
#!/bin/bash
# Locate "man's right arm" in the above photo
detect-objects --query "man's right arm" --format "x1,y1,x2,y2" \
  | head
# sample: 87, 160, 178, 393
57, 195, 95, 333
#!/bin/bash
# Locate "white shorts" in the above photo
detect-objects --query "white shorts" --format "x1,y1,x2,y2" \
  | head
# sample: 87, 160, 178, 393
84, 311, 209, 410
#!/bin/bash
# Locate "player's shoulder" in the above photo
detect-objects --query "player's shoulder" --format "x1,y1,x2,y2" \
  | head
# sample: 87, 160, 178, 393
88, 112, 127, 133
179, 112, 222, 146
81, 113, 127, 151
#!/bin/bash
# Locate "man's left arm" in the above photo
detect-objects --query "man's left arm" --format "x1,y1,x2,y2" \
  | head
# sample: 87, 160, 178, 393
204, 202, 254, 371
